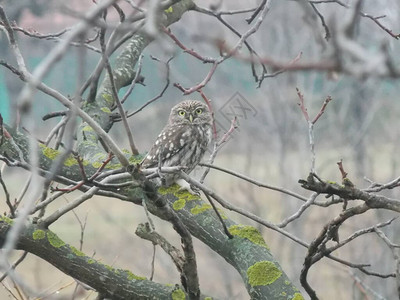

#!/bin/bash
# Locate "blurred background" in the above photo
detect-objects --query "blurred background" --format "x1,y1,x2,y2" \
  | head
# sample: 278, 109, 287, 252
1, 0, 400, 299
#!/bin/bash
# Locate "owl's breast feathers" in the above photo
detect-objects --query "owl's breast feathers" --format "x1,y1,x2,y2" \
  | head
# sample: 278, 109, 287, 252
141, 123, 212, 171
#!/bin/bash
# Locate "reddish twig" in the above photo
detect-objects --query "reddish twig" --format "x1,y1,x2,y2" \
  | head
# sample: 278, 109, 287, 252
296, 88, 310, 122
296, 88, 332, 173
312, 95, 332, 124
260, 52, 303, 82
174, 62, 219, 95
200, 117, 238, 184
296, 88, 332, 124
162, 27, 215, 63
198, 90, 217, 140
337, 159, 348, 180
53, 153, 113, 192
218, 116, 238, 146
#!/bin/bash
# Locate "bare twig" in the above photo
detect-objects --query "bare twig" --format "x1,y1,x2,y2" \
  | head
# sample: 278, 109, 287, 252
199, 162, 308, 203
120, 54, 144, 105
0, 252, 28, 283
200, 117, 237, 183
126, 55, 173, 118
198, 90, 217, 140
277, 193, 319, 228
203, 193, 233, 239
0, 169, 15, 217
135, 222, 185, 274
100, 12, 139, 156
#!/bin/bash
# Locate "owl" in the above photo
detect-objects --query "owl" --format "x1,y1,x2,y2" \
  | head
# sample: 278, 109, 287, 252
141, 100, 213, 186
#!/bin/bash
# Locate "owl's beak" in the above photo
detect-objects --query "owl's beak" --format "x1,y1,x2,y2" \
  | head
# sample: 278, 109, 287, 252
189, 114, 193, 123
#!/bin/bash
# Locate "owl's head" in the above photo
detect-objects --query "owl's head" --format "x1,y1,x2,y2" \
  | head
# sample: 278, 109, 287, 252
169, 100, 212, 126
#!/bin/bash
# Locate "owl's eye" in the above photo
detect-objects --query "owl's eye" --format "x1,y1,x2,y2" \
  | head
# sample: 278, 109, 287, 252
195, 108, 203, 115
178, 110, 186, 117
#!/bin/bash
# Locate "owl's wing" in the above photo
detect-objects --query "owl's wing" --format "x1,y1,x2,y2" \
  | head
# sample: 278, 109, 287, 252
141, 125, 189, 168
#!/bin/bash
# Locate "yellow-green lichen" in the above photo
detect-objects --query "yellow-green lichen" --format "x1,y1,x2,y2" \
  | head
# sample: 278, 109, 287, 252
40, 144, 79, 166
33, 229, 45, 240
173, 198, 186, 210
125, 270, 146, 281
105, 163, 122, 170
285, 280, 291, 285
63, 156, 79, 166
0, 216, 14, 225
70, 246, 86, 257
158, 184, 200, 201
129, 155, 144, 164
247, 261, 282, 287
105, 264, 114, 271
47, 231, 66, 248
100, 107, 112, 113
281, 292, 287, 296
204, 297, 212, 300
229, 225, 269, 249
40, 144, 60, 160
191, 204, 212, 215
102, 93, 114, 104
171, 288, 185, 300
165, 6, 173, 13
158, 184, 181, 195
82, 125, 93, 132
87, 258, 96, 264
292, 292, 305, 300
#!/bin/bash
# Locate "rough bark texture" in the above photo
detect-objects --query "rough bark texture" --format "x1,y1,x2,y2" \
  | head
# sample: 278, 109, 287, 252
0, 218, 210, 300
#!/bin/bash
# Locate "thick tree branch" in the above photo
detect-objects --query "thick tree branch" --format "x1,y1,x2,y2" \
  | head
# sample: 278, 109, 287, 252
0, 219, 212, 299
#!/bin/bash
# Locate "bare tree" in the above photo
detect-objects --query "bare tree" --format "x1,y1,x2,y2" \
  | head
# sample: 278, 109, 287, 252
1, 0, 400, 299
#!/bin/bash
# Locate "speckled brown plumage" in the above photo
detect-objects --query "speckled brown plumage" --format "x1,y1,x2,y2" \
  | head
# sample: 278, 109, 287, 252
141, 100, 213, 186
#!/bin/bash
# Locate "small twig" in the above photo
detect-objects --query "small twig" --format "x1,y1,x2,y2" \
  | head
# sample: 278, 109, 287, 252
245, 0, 266, 24
71, 211, 88, 251
120, 54, 144, 105
135, 222, 185, 273
42, 111, 67, 121
0, 252, 28, 283
296, 88, 332, 173
200, 117, 237, 183
363, 175, 400, 193
162, 27, 215, 63
277, 193, 319, 228
311, 95, 332, 124
203, 193, 233, 239
337, 159, 348, 179
0, 169, 15, 217
374, 225, 400, 297
150, 244, 156, 281
296, 88, 310, 122
126, 55, 173, 118
309, 2, 331, 40
53, 153, 113, 192
100, 15, 139, 156
174, 62, 219, 95
198, 90, 217, 140
199, 162, 308, 202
